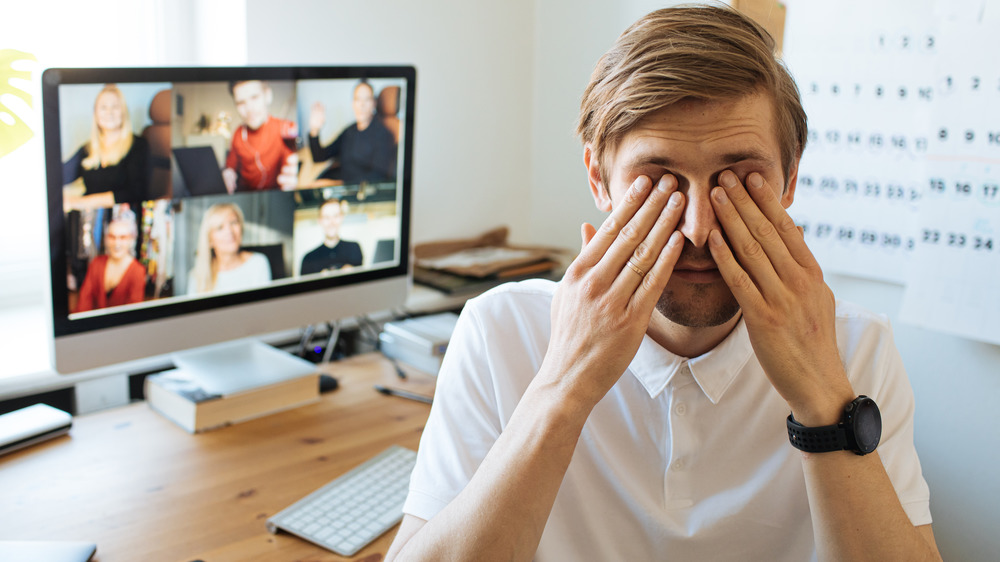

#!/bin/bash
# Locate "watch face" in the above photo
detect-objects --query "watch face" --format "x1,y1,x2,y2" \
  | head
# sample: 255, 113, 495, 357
853, 398, 882, 453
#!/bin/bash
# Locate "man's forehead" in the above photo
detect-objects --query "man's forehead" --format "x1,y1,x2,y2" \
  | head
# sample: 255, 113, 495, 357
614, 94, 780, 169
321, 203, 344, 215
234, 80, 266, 98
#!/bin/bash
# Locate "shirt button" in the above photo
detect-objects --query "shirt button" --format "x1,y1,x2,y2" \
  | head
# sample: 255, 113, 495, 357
674, 402, 687, 416
671, 458, 686, 471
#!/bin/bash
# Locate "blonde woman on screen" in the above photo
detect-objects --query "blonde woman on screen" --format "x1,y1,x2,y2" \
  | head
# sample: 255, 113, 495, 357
187, 203, 271, 295
64, 84, 151, 211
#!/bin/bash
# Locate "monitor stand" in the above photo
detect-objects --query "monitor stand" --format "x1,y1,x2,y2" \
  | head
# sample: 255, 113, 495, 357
171, 339, 318, 396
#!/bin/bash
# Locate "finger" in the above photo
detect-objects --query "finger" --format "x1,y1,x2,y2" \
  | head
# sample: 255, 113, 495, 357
629, 229, 684, 315
572, 175, 653, 269
717, 170, 799, 276
742, 172, 820, 270
710, 183, 779, 290
610, 188, 684, 295
580, 223, 597, 252
598, 174, 679, 277
708, 228, 765, 311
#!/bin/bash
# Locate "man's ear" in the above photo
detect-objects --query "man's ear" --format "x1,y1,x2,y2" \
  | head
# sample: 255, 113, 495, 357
264, 86, 274, 106
583, 145, 613, 212
780, 157, 800, 209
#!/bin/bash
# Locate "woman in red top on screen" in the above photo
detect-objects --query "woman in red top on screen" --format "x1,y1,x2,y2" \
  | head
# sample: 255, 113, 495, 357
75, 208, 147, 312
64, 84, 151, 211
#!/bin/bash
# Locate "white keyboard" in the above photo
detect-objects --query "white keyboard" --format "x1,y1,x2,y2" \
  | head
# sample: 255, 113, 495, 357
266, 445, 417, 556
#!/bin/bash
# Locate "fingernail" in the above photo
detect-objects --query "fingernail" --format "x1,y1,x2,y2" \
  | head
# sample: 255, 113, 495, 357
709, 230, 724, 247
748, 173, 764, 189
668, 191, 683, 208
632, 176, 651, 193
657, 174, 675, 193
720, 170, 738, 188
712, 187, 728, 204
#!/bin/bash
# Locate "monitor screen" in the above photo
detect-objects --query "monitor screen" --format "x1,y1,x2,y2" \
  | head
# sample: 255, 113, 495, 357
42, 66, 415, 374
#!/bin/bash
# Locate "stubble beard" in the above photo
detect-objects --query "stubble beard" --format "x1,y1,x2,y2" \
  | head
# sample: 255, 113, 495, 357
655, 280, 742, 328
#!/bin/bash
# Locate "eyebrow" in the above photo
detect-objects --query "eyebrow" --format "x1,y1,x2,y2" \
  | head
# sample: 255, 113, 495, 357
626, 149, 776, 170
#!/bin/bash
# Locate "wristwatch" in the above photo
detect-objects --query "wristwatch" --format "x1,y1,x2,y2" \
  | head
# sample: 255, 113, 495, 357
786, 395, 882, 455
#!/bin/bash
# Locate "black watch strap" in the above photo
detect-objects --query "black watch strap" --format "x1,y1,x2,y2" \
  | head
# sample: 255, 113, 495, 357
785, 395, 881, 455
786, 415, 848, 453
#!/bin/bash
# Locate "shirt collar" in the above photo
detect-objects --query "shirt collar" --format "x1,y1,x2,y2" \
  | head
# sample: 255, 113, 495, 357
628, 318, 755, 404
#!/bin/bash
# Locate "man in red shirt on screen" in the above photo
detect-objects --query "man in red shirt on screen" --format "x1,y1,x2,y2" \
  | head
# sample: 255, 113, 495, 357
222, 80, 299, 192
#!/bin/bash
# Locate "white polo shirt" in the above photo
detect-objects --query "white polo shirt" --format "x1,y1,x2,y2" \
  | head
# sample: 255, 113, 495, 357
403, 279, 931, 561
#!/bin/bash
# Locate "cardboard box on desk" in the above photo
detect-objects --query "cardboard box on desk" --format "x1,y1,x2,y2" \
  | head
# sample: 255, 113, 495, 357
413, 226, 569, 294
145, 369, 319, 433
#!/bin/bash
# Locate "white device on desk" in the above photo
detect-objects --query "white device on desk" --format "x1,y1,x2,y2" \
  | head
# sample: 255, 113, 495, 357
0, 404, 72, 457
267, 445, 417, 556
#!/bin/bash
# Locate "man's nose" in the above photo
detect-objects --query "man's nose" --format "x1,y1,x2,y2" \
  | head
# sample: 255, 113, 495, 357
677, 184, 722, 248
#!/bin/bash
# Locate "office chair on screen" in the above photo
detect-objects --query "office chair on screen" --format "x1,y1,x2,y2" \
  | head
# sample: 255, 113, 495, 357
241, 244, 286, 280
142, 89, 172, 200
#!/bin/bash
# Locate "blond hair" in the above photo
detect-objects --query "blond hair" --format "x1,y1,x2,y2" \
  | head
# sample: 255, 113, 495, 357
191, 203, 245, 293
577, 4, 807, 188
82, 84, 135, 170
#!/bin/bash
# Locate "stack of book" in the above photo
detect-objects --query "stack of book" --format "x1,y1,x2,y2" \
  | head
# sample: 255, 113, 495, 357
379, 312, 459, 375
145, 369, 319, 433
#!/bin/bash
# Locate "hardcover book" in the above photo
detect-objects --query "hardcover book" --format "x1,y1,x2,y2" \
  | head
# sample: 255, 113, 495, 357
145, 369, 319, 433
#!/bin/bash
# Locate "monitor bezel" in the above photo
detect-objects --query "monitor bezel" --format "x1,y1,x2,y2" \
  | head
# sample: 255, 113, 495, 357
42, 65, 415, 372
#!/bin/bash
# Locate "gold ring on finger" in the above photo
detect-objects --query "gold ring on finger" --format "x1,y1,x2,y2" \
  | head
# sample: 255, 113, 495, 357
625, 259, 646, 277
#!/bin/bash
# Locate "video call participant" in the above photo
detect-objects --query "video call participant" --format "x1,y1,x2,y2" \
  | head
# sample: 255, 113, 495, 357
222, 80, 299, 193
187, 203, 271, 295
388, 6, 940, 562
64, 84, 151, 210
74, 207, 146, 313
308, 80, 397, 185
300, 198, 363, 275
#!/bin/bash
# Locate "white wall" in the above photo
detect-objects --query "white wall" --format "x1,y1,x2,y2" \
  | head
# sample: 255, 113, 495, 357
529, 0, 689, 251
245, 0, 536, 246
827, 274, 1000, 561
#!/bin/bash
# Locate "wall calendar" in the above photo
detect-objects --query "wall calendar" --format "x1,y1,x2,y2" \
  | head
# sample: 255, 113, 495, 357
782, 0, 1000, 345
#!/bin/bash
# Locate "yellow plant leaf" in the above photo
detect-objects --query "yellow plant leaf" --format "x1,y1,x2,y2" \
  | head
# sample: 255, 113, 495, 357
0, 49, 37, 159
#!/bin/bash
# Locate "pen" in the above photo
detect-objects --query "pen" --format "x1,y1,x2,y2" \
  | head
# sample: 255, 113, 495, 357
374, 384, 433, 405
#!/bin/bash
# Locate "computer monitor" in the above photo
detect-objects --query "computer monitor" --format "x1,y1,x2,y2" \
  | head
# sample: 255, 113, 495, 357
42, 66, 416, 378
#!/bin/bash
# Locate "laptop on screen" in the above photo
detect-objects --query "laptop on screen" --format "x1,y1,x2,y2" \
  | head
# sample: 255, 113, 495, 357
173, 146, 228, 196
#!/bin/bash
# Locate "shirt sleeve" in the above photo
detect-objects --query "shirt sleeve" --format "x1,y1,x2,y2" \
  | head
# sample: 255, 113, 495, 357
225, 133, 240, 171
309, 130, 343, 163
349, 242, 363, 266
75, 257, 102, 313
115, 136, 150, 204
403, 301, 505, 521
124, 260, 147, 304
248, 252, 272, 284
842, 312, 932, 527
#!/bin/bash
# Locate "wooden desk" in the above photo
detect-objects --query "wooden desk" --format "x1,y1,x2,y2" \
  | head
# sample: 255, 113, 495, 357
0, 354, 435, 562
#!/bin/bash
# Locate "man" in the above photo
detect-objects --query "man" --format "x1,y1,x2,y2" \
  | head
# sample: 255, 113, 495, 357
307, 80, 397, 185
300, 198, 363, 275
387, 5, 940, 561
222, 80, 299, 193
